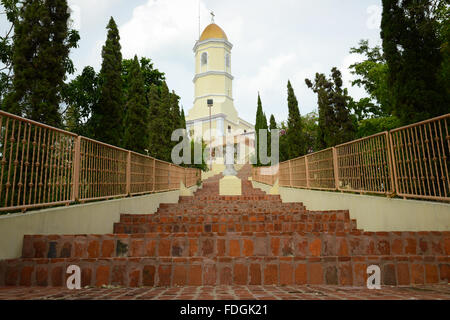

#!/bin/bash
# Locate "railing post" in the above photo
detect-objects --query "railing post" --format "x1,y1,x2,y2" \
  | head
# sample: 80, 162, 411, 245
72, 136, 81, 201
288, 160, 293, 187
387, 131, 397, 196
332, 147, 339, 190
305, 156, 310, 189
126, 151, 131, 195
152, 158, 156, 192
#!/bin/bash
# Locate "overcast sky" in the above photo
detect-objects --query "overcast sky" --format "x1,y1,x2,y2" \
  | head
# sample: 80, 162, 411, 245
1, 0, 384, 124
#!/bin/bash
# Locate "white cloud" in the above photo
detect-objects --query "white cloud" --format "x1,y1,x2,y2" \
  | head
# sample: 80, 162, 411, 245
120, 0, 210, 58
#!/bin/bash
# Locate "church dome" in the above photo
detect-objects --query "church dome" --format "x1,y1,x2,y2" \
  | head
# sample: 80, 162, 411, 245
199, 23, 228, 41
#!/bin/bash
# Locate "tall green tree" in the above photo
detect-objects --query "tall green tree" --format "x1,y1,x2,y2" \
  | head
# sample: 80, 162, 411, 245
286, 80, 306, 158
381, 0, 448, 124
147, 84, 162, 157
254, 93, 265, 166
123, 55, 149, 153
306, 68, 356, 149
91, 17, 123, 146
348, 40, 392, 120
435, 2, 449, 97
4, 0, 79, 127
301, 111, 320, 153
0, 0, 20, 106
122, 56, 165, 102
330, 68, 356, 144
63, 66, 100, 136
269, 114, 277, 130
147, 81, 172, 161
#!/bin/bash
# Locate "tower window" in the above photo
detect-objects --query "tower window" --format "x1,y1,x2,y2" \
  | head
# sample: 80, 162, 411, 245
201, 52, 208, 66
225, 54, 230, 68
228, 125, 231, 133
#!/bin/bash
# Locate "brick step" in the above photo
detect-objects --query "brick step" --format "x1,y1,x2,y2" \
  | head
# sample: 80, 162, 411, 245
158, 202, 305, 211
177, 195, 281, 202
2, 255, 448, 287
113, 220, 358, 234
120, 211, 350, 223
22, 231, 448, 259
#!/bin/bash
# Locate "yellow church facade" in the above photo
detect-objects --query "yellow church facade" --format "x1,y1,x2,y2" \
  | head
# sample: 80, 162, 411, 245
186, 22, 255, 166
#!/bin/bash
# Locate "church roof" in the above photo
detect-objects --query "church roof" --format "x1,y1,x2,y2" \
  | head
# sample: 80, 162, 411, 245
199, 23, 228, 41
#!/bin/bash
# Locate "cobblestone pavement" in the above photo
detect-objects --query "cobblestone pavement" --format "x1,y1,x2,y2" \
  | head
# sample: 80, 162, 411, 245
0, 285, 449, 300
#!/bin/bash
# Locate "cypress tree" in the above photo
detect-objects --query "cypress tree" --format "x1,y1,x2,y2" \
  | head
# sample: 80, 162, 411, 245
286, 81, 306, 158
155, 81, 173, 162
254, 93, 264, 166
180, 109, 186, 130
147, 84, 162, 158
170, 91, 182, 131
269, 114, 277, 130
123, 55, 148, 153
5, 0, 77, 127
92, 17, 124, 146
381, 0, 448, 124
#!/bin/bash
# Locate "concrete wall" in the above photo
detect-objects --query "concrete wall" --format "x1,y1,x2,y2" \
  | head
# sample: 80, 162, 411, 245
253, 181, 450, 232
0, 186, 198, 260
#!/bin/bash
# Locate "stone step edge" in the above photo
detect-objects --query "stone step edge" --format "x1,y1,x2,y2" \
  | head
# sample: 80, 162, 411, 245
2, 255, 448, 287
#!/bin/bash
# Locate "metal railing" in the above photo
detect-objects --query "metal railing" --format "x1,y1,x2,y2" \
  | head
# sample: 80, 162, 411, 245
253, 113, 450, 202
0, 110, 201, 212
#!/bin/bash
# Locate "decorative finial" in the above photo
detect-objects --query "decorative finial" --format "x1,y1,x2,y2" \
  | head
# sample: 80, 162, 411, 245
210, 11, 215, 23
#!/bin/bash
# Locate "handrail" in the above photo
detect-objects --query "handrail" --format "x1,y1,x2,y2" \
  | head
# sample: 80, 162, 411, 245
0, 110, 201, 212
253, 113, 450, 202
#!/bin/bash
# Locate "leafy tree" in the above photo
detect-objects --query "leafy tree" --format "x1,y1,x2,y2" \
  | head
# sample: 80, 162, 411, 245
4, 0, 80, 127
381, 0, 448, 124
301, 111, 320, 153
356, 116, 402, 139
348, 40, 392, 120
286, 80, 306, 158
122, 56, 165, 102
435, 1, 449, 98
63, 66, 100, 136
0, 0, 19, 106
305, 68, 356, 149
123, 55, 149, 153
91, 17, 124, 146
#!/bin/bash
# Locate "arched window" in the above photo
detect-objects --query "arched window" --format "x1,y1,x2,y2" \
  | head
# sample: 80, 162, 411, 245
201, 52, 208, 66
225, 54, 230, 68
228, 125, 231, 133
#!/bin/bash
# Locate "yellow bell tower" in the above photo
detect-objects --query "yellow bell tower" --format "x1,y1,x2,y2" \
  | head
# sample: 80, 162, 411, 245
186, 18, 254, 143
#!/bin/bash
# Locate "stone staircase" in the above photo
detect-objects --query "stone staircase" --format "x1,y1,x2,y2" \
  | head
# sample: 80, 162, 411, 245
1, 165, 449, 287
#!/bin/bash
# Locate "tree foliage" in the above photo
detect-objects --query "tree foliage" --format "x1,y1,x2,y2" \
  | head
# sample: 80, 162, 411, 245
286, 80, 306, 158
63, 66, 100, 135
380, 0, 449, 124
123, 55, 149, 153
3, 0, 79, 127
348, 40, 392, 120
254, 93, 267, 166
305, 68, 356, 149
91, 17, 123, 146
